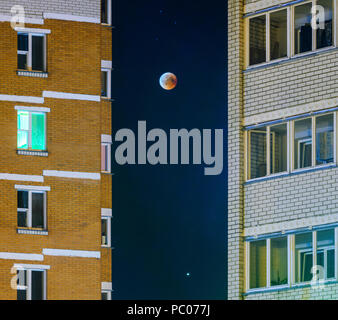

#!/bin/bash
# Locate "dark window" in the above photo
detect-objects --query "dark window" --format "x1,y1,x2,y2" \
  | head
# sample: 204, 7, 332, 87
32, 35, 44, 71
101, 71, 108, 97
102, 292, 108, 300
317, 0, 333, 49
294, 3, 313, 54
270, 9, 288, 60
32, 193, 44, 229
17, 33, 28, 70
101, 0, 108, 24
17, 191, 28, 228
31, 271, 44, 300
249, 15, 266, 65
17, 290, 27, 300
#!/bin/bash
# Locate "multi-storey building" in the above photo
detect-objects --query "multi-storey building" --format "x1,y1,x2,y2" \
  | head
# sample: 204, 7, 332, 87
229, 0, 338, 299
0, 0, 113, 299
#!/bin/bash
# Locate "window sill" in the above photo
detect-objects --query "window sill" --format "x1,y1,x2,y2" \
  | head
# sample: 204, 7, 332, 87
243, 46, 338, 73
17, 150, 48, 157
17, 228, 48, 236
243, 279, 338, 296
17, 70, 48, 78
244, 163, 337, 185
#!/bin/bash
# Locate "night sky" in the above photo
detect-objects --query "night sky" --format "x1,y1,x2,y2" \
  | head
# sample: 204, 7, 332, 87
111, 0, 228, 300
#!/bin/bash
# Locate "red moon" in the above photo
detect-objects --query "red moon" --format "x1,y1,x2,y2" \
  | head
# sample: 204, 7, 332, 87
159, 72, 177, 90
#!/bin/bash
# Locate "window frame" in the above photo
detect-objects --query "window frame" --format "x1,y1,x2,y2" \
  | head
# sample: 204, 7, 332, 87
245, 111, 337, 182
17, 189, 47, 230
101, 290, 112, 300
245, 227, 338, 293
101, 0, 112, 25
101, 68, 112, 99
17, 110, 47, 152
245, 0, 337, 69
101, 142, 112, 173
17, 32, 47, 72
16, 267, 47, 300
101, 215, 111, 248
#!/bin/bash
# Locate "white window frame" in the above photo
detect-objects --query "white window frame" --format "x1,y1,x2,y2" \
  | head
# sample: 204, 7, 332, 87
17, 109, 47, 151
17, 32, 47, 72
16, 267, 47, 300
17, 188, 47, 230
101, 68, 112, 99
101, 290, 112, 300
245, 227, 338, 293
101, 142, 112, 173
101, 215, 112, 248
245, 0, 337, 69
101, 0, 112, 25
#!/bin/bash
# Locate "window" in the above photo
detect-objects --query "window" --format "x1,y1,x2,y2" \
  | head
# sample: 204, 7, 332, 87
101, 69, 111, 98
17, 268, 46, 300
101, 216, 111, 247
101, 143, 111, 173
17, 190, 46, 229
17, 111, 46, 151
246, 0, 335, 67
101, 290, 112, 300
18, 33, 46, 72
246, 112, 336, 181
247, 123, 288, 179
246, 228, 337, 292
101, 0, 112, 25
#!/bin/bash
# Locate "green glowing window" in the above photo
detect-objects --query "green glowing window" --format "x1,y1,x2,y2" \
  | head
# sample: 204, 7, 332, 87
17, 111, 46, 151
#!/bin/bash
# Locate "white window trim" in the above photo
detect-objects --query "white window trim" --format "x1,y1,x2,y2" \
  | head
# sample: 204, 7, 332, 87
101, 216, 112, 248
17, 188, 47, 230
245, 227, 338, 293
14, 267, 47, 300
246, 111, 336, 182
15, 106, 50, 113
101, 68, 112, 99
101, 0, 112, 25
101, 290, 112, 300
245, 0, 337, 69
101, 142, 112, 173
17, 32, 47, 72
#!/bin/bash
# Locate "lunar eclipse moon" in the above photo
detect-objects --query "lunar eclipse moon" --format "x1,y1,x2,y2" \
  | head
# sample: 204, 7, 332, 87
159, 72, 177, 90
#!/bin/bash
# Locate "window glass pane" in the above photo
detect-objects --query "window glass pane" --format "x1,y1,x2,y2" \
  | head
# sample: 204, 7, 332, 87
270, 9, 288, 60
17, 131, 29, 149
31, 271, 44, 300
270, 236, 288, 286
316, 114, 334, 165
249, 240, 266, 289
18, 191, 28, 209
270, 124, 287, 174
18, 211, 28, 227
249, 15, 266, 65
101, 0, 108, 23
32, 35, 44, 71
317, 0, 333, 49
295, 232, 313, 283
102, 218, 108, 245
18, 112, 29, 130
317, 229, 335, 279
101, 71, 108, 97
294, 3, 313, 54
249, 127, 267, 179
101, 144, 107, 171
17, 270, 26, 286
18, 33, 28, 51
18, 54, 27, 70
102, 292, 108, 300
294, 118, 312, 169
17, 289, 27, 300
31, 113, 46, 150
32, 193, 44, 229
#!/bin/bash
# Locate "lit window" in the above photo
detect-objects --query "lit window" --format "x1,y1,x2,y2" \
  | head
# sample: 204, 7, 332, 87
17, 111, 46, 151
249, 240, 266, 289
17, 33, 46, 72
101, 0, 112, 25
101, 216, 111, 247
16, 268, 46, 300
17, 190, 46, 229
101, 143, 111, 173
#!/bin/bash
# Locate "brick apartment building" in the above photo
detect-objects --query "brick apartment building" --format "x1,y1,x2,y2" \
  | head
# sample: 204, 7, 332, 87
228, 0, 338, 299
0, 0, 113, 299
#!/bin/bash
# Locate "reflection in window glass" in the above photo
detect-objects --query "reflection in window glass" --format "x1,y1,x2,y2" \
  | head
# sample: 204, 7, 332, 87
316, 114, 334, 165
250, 240, 266, 289
270, 237, 288, 286
250, 128, 267, 179
294, 118, 312, 169
270, 9, 288, 60
295, 232, 313, 283
317, 0, 333, 49
317, 229, 335, 280
270, 124, 287, 174
250, 15, 266, 65
294, 3, 313, 54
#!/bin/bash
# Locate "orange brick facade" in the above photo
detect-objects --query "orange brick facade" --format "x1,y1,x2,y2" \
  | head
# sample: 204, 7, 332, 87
0, 2, 112, 300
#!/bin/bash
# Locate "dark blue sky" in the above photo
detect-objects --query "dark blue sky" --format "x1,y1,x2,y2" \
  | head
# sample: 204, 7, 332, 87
111, 0, 228, 299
